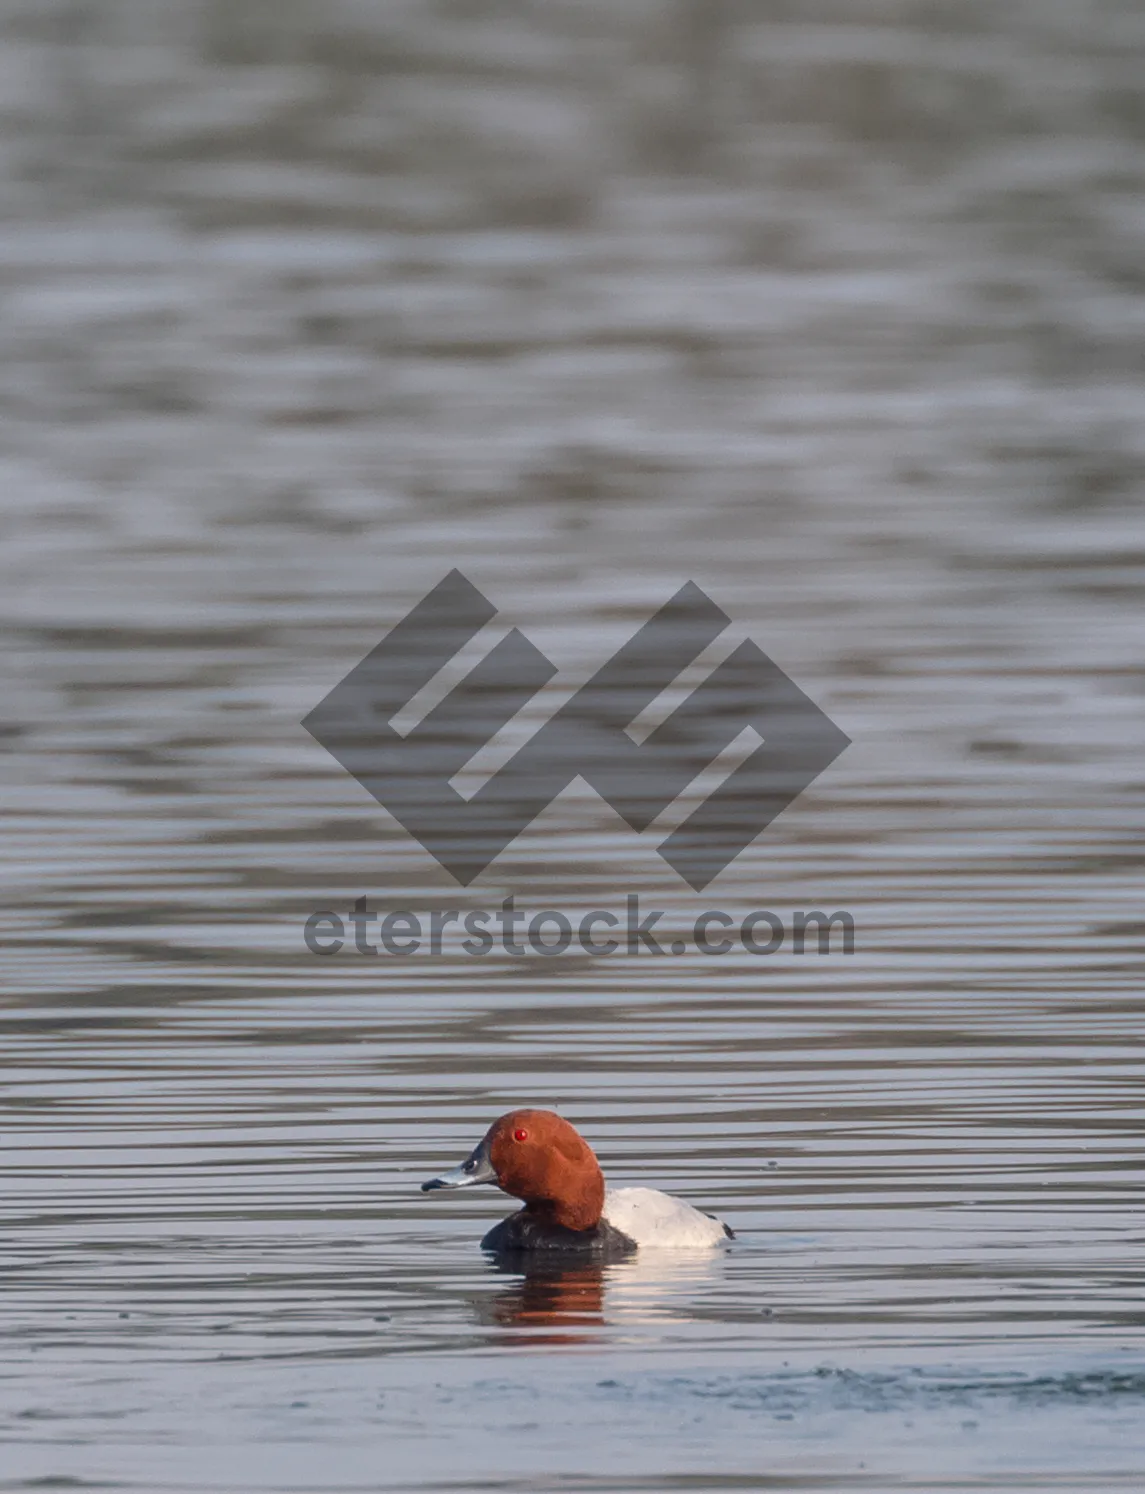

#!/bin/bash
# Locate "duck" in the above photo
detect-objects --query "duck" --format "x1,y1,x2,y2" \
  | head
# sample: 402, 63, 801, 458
421, 1109, 732, 1255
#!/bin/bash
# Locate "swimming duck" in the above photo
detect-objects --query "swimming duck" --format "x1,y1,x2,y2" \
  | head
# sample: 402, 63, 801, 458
421, 1109, 732, 1255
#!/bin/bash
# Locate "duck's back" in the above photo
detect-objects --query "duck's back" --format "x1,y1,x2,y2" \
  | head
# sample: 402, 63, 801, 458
602, 1187, 731, 1248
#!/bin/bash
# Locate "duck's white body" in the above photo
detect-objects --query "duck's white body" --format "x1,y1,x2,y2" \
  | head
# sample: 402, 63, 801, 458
602, 1186, 730, 1249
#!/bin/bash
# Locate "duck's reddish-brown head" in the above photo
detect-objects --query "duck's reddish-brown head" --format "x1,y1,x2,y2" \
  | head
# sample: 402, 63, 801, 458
421, 1109, 605, 1232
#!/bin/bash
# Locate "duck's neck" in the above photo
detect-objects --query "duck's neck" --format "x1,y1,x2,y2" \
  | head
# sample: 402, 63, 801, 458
524, 1167, 605, 1233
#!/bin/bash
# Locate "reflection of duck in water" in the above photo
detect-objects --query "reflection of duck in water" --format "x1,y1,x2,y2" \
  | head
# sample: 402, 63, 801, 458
422, 1109, 732, 1255
479, 1249, 730, 1346
483, 1261, 607, 1338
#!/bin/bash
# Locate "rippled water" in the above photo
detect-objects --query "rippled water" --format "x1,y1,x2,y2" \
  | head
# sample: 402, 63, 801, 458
2, 2, 1145, 1490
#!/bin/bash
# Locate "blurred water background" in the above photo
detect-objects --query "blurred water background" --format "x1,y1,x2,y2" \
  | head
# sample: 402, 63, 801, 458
2, 1, 1145, 1490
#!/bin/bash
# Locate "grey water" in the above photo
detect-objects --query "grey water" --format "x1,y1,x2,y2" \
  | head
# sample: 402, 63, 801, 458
2, 1, 1145, 1490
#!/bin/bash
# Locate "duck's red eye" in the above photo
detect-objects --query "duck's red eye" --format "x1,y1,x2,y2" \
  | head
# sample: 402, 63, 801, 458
513, 1128, 529, 1142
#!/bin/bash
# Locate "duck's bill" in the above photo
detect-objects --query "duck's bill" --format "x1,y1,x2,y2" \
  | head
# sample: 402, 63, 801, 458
421, 1137, 497, 1192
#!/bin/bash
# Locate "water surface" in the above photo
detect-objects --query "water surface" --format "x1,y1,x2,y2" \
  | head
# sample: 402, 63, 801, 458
2, 2, 1145, 1490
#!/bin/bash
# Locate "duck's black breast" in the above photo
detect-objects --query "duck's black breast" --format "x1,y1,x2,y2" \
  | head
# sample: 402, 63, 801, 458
480, 1209, 637, 1260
